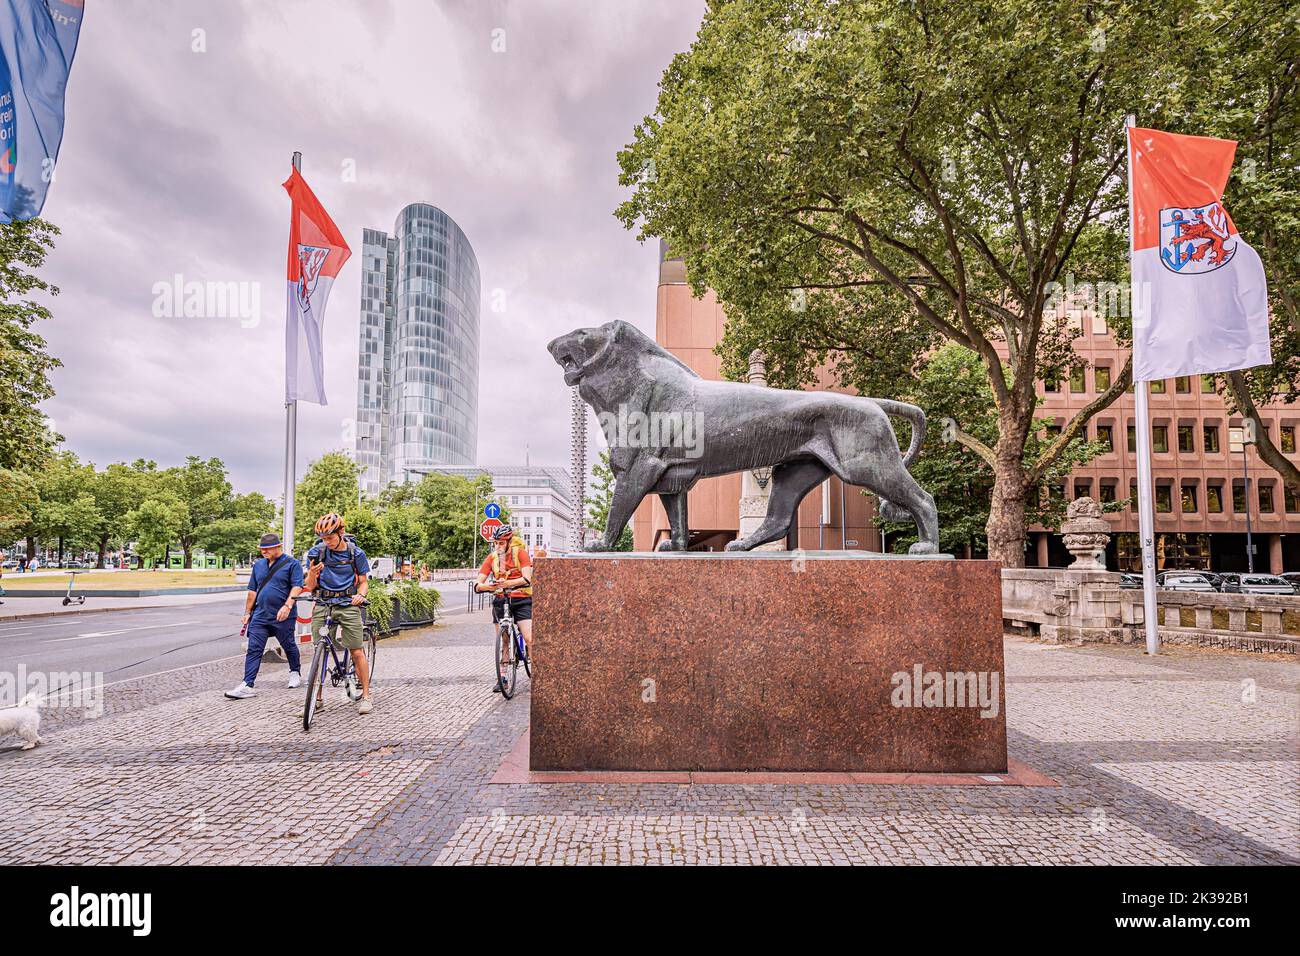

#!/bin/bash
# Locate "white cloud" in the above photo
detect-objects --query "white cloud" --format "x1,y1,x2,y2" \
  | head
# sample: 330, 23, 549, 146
36, 0, 704, 499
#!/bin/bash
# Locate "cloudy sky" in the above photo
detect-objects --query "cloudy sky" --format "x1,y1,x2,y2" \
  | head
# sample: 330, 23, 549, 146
36, 0, 705, 498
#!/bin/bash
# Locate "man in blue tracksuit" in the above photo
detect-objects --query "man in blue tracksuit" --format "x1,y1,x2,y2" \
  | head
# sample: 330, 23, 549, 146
225, 532, 304, 699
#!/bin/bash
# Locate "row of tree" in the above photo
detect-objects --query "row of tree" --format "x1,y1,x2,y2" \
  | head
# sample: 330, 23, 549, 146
0, 451, 276, 568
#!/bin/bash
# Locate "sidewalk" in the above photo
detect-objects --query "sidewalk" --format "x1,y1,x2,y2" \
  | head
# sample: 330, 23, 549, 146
1, 612, 1295, 865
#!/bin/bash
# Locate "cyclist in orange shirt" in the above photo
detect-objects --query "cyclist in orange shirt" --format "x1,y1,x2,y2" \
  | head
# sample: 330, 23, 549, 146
474, 524, 533, 693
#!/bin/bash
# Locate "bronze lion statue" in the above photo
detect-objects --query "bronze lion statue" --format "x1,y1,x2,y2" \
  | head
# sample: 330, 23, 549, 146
547, 320, 938, 553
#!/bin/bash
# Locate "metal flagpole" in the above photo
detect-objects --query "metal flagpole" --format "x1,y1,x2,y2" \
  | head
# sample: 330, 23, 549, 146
283, 150, 302, 555
1126, 115, 1160, 655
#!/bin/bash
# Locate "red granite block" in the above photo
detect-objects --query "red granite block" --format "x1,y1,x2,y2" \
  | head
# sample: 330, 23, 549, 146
529, 555, 1008, 773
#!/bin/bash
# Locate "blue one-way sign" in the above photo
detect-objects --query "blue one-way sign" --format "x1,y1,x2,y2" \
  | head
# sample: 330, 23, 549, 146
484, 502, 501, 519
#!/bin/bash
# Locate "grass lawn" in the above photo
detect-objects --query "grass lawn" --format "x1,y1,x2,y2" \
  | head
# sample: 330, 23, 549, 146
0, 570, 241, 591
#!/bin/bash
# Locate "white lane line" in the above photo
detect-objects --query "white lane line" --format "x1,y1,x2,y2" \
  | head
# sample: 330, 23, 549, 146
52, 621, 202, 642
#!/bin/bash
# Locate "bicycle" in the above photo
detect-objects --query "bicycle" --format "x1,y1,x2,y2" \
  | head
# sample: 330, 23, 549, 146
485, 584, 530, 700
302, 598, 377, 731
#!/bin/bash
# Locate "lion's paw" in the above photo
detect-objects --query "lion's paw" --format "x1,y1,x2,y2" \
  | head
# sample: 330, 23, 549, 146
908, 541, 939, 555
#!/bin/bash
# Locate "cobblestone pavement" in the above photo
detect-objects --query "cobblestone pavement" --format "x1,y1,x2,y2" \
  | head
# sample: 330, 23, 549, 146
0, 611, 1295, 865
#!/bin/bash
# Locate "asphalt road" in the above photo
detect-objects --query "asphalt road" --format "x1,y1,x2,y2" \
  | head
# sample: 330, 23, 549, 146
0, 579, 480, 689
0, 597, 250, 685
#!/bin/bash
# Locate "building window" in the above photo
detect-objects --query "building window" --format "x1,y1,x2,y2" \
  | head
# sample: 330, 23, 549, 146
1233, 480, 1247, 513
1177, 425, 1194, 453
1175, 376, 1191, 393
1155, 484, 1173, 513
1069, 367, 1086, 393
1201, 374, 1216, 393
1044, 377, 1059, 393
1282, 426, 1296, 454
1181, 483, 1198, 513
1286, 486, 1300, 514
1152, 425, 1169, 454
1149, 379, 1166, 394
1099, 481, 1117, 504
1094, 366, 1111, 391
1204, 424, 1220, 453
1096, 424, 1114, 452
1260, 484, 1275, 514
1207, 484, 1224, 514
1130, 479, 1139, 512
1074, 479, 1092, 499
1127, 425, 1136, 453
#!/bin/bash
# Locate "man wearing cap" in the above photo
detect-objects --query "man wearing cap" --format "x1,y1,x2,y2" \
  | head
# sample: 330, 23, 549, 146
225, 532, 305, 699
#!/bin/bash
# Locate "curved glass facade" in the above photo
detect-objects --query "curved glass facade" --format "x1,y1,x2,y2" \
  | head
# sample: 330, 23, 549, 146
355, 204, 480, 495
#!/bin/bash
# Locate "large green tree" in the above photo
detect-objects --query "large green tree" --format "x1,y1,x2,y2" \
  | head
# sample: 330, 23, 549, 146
0, 468, 38, 547
128, 496, 186, 568
88, 460, 157, 568
0, 218, 61, 472
414, 471, 502, 568
159, 457, 232, 568
616, 0, 1255, 565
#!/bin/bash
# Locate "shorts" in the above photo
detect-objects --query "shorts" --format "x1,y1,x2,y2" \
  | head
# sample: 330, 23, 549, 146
492, 595, 532, 623
312, 601, 366, 650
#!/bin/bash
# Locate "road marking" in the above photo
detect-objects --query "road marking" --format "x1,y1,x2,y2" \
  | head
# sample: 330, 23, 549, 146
62, 621, 201, 641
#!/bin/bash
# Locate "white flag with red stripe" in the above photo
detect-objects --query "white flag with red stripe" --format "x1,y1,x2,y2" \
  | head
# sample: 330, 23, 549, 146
1128, 126, 1270, 382
283, 167, 351, 405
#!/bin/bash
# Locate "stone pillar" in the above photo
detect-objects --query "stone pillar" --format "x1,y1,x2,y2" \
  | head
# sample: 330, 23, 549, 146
1035, 533, 1049, 568
738, 349, 784, 551
1268, 534, 1284, 574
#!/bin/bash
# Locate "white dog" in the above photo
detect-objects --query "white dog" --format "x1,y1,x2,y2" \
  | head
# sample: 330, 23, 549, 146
0, 691, 43, 750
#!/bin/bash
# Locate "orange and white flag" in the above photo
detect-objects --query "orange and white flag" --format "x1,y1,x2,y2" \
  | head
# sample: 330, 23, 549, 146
1128, 126, 1270, 382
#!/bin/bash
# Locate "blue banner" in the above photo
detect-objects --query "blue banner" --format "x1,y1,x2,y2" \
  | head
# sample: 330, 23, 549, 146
0, 0, 84, 223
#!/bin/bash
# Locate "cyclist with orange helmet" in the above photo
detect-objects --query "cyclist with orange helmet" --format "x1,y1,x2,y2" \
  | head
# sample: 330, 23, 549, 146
303, 512, 374, 714
474, 523, 533, 694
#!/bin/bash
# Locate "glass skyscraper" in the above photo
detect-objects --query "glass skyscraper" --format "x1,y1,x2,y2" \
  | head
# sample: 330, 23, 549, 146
355, 204, 481, 496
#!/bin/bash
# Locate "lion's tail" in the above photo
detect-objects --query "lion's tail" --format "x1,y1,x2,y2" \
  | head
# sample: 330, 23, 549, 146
871, 398, 926, 524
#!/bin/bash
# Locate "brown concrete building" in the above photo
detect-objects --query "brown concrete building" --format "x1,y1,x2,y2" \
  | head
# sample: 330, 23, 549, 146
634, 247, 1300, 572
1031, 311, 1300, 573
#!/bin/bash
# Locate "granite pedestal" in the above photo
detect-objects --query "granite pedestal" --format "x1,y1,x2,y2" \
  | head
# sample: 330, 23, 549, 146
529, 552, 1007, 773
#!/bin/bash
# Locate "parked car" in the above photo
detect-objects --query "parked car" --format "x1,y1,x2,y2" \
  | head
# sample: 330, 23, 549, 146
0, 559, 18, 570
1280, 572, 1300, 591
1218, 573, 1298, 595
1201, 572, 1224, 589
1156, 571, 1219, 592
1120, 573, 1143, 589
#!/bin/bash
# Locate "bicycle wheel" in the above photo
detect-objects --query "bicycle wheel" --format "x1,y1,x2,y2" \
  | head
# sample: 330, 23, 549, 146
363, 625, 377, 680
302, 642, 326, 731
495, 623, 518, 700
518, 625, 531, 678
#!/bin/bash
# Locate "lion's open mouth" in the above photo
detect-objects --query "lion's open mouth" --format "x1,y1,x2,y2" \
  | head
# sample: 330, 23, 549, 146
556, 350, 584, 384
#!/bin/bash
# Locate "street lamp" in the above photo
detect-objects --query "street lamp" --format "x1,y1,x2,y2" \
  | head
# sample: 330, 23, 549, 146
1229, 425, 1255, 573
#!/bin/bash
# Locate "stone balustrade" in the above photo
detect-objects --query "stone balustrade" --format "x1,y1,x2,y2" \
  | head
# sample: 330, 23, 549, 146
1002, 567, 1298, 655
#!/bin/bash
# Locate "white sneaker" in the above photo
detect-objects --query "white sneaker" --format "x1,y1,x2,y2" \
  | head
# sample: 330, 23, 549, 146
298, 696, 325, 718
287, 671, 301, 689
357, 696, 374, 715
224, 683, 256, 700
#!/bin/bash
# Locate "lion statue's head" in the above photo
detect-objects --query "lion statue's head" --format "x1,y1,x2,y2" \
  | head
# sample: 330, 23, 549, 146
547, 320, 696, 390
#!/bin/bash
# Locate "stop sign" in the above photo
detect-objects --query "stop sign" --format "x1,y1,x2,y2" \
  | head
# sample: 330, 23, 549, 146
480, 517, 502, 541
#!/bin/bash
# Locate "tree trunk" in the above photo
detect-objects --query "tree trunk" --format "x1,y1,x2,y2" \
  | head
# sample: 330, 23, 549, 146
986, 425, 1031, 568
1226, 370, 1300, 491
183, 545, 192, 569
97, 535, 109, 569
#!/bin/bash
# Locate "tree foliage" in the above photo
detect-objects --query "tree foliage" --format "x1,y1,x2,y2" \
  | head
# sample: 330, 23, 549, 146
0, 218, 62, 472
